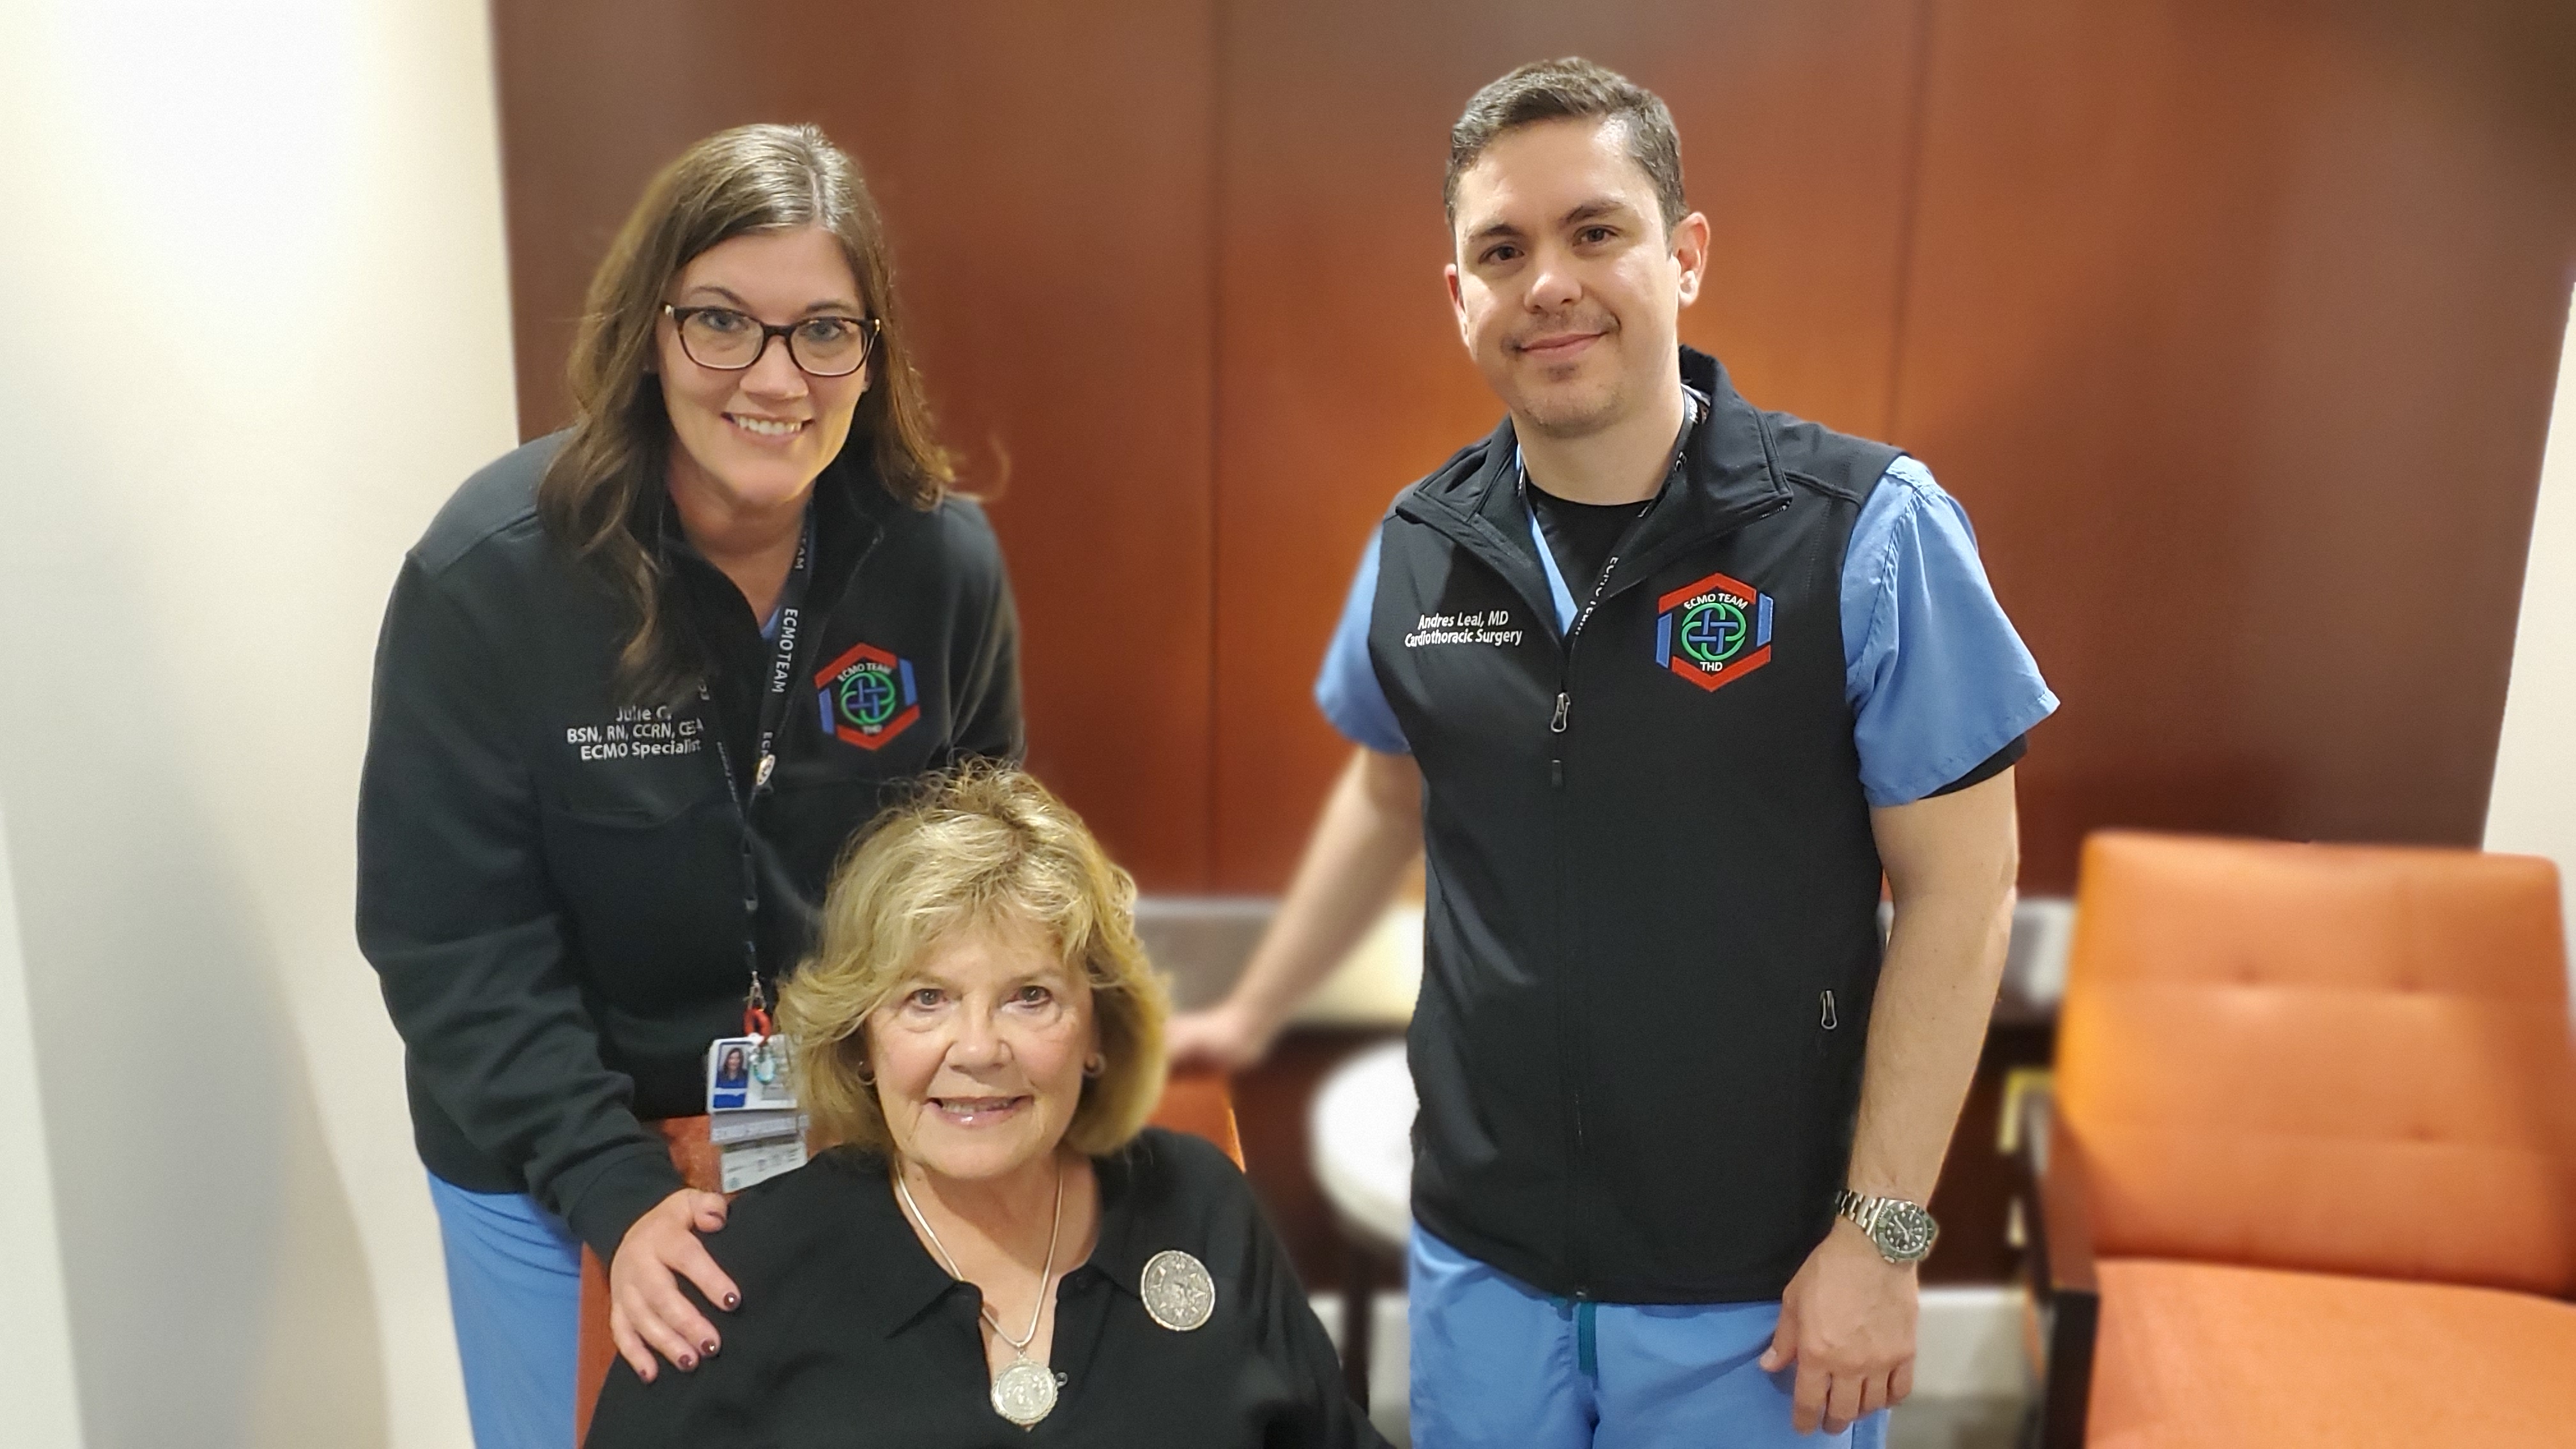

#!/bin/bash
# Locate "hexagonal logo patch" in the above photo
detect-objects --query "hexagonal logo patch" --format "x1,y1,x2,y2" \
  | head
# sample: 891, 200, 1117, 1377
1653, 569, 1773, 692
813, 641, 919, 750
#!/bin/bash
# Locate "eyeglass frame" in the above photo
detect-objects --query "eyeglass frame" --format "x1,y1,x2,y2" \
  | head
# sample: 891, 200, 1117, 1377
661, 304, 882, 378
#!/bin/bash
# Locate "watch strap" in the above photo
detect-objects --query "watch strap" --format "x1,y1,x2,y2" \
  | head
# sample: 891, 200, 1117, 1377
1832, 1188, 1936, 1262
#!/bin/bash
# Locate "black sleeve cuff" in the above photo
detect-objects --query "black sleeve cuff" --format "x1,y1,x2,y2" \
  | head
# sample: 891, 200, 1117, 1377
562, 1143, 690, 1265
1929, 734, 2027, 797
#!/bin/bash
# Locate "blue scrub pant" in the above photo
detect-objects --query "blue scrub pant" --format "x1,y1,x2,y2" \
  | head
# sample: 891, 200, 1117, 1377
427, 1172, 585, 1449
1409, 1227, 1890, 1448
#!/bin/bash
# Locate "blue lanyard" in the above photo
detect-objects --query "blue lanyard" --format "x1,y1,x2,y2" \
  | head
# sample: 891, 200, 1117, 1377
1521, 479, 1581, 634
1515, 388, 1706, 636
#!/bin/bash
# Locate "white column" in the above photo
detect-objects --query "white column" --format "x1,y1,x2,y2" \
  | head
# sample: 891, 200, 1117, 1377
0, 3, 517, 1445
2487, 284, 2576, 1006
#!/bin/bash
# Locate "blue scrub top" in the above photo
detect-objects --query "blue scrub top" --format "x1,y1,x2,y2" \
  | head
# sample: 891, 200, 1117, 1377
1313, 456, 2058, 807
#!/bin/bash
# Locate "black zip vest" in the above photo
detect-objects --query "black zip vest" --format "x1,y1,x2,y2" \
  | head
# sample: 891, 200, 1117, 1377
1370, 348, 1900, 1303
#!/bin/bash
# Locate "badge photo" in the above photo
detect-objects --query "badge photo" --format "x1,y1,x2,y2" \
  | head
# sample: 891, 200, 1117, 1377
705, 1034, 797, 1114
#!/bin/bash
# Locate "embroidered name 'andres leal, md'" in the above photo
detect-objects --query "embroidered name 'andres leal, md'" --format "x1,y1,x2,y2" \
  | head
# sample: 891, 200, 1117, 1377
1405, 609, 1525, 648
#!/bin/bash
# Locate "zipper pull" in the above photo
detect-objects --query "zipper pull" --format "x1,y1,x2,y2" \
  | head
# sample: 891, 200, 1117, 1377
1821, 990, 1839, 1030
1550, 693, 1569, 733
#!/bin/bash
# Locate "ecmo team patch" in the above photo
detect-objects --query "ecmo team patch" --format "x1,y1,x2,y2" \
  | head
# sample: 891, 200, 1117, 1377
814, 641, 920, 750
1653, 569, 1773, 692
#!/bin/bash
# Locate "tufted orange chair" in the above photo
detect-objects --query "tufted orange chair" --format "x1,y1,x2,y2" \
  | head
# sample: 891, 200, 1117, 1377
2022, 831, 2576, 1446
571, 1070, 1242, 1445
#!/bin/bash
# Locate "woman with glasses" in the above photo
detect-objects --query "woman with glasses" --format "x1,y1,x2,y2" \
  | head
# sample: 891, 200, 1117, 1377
357, 123, 1022, 1448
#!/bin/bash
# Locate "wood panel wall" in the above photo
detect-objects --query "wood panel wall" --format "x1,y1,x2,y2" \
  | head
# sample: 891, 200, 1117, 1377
1894, 0, 2576, 884
490, 0, 1220, 885
489, 0, 2576, 894
1208, 0, 1924, 887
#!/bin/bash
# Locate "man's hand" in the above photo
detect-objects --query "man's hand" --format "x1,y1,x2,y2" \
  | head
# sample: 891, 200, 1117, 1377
1163, 1000, 1277, 1072
1759, 1220, 1919, 1434
608, 1188, 737, 1383
1163, 748, 1424, 1075
1756, 766, 2009, 1430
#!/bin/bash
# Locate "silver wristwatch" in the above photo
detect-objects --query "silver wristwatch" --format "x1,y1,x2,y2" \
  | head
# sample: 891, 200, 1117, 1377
1830, 1190, 1938, 1264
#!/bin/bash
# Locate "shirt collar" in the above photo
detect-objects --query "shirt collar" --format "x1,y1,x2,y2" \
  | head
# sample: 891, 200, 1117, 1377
834, 1133, 1193, 1340
1071, 1133, 1186, 1305
1513, 385, 1707, 631
811, 1151, 974, 1339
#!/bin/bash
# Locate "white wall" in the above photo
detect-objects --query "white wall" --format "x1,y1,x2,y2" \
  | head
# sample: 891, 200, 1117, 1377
0, 809, 87, 1449
0, 3, 518, 1445
2487, 284, 2576, 996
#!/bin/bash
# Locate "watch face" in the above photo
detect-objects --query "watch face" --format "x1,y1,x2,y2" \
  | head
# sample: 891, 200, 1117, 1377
1872, 1200, 1938, 1261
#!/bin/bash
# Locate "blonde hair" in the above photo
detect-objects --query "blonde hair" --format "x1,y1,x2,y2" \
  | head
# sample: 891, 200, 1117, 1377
778, 764, 1169, 1158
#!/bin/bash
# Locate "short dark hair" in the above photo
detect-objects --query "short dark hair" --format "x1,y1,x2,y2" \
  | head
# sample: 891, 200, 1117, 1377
1445, 57, 1687, 236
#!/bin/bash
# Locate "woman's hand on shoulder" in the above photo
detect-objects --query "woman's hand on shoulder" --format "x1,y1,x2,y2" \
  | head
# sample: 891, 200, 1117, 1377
609, 1188, 740, 1383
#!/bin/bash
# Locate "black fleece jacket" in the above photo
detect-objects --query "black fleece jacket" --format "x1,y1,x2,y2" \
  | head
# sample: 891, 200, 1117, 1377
357, 433, 1021, 1261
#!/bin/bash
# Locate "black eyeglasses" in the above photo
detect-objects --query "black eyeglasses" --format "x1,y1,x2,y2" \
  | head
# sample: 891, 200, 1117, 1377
663, 305, 880, 378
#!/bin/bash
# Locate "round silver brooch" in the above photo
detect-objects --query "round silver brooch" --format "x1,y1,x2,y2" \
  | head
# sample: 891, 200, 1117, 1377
1139, 1248, 1216, 1331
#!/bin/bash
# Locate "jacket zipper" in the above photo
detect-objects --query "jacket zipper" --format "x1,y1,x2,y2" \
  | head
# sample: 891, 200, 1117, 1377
742, 523, 885, 818
1545, 498, 1664, 1300
1381, 397, 1805, 1298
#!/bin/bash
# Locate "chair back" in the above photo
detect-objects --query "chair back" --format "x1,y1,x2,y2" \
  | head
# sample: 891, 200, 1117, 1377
574, 1071, 1245, 1443
574, 1120, 721, 1446
1150, 1067, 1245, 1167
2055, 831, 2576, 1294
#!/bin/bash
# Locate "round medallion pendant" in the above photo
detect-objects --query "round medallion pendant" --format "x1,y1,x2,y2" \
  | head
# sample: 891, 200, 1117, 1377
990, 1356, 1058, 1427
1140, 1249, 1216, 1331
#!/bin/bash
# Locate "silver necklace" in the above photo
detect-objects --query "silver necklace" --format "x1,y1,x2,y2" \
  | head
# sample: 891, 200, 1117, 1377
896, 1160, 1065, 1429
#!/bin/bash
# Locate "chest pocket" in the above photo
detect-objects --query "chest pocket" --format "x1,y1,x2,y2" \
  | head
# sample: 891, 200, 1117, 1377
759, 763, 912, 903
761, 635, 954, 898
1371, 547, 1556, 767
537, 739, 740, 1009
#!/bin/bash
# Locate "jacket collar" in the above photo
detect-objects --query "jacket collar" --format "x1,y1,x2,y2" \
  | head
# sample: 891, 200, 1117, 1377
652, 441, 896, 625
651, 441, 896, 575
1395, 346, 1793, 625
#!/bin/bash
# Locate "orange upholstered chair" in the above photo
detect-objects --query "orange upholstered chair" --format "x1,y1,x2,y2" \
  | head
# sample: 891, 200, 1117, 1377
572, 1070, 1243, 1445
2019, 832, 2576, 1446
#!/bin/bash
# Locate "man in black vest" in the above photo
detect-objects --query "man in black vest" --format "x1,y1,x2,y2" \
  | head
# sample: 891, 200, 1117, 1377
1172, 58, 2055, 1446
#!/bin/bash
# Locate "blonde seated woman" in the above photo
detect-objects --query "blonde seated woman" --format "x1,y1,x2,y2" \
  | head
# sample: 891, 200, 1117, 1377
585, 766, 1385, 1447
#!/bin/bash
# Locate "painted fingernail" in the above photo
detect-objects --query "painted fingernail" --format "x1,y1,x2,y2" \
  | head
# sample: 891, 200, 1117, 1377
723, 1292, 740, 1310
701, 1340, 719, 1356
678, 1354, 696, 1370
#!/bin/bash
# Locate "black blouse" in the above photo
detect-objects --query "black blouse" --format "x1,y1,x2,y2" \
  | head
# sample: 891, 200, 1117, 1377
584, 1129, 1387, 1449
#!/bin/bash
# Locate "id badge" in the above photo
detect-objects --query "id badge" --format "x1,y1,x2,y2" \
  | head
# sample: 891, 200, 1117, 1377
709, 1108, 806, 1146
706, 1034, 797, 1114
719, 1134, 808, 1192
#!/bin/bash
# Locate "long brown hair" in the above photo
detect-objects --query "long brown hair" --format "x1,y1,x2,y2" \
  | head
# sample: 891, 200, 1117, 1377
539, 123, 954, 706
